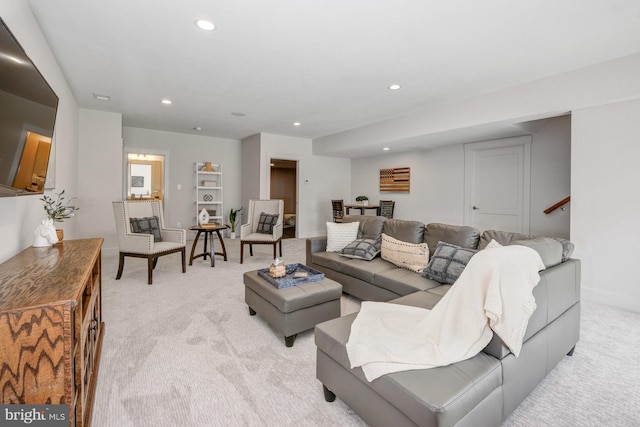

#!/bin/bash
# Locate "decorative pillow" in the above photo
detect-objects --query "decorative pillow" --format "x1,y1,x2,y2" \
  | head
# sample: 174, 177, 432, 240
484, 239, 503, 249
257, 212, 279, 234
422, 241, 478, 284
380, 233, 429, 273
326, 221, 360, 252
340, 238, 381, 261
130, 216, 162, 242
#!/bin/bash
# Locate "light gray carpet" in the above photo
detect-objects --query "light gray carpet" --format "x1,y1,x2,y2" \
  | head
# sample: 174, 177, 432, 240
93, 238, 640, 426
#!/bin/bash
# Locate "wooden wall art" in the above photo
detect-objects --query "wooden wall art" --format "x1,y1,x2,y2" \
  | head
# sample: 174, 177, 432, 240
379, 167, 410, 193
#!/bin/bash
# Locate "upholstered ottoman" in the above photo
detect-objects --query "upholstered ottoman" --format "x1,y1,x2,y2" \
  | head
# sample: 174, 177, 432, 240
243, 269, 342, 347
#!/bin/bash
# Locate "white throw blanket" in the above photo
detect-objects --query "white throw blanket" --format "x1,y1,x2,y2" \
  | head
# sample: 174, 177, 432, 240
346, 245, 545, 381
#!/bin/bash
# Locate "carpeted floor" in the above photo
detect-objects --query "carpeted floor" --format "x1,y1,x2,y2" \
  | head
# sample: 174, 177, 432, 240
92, 238, 640, 426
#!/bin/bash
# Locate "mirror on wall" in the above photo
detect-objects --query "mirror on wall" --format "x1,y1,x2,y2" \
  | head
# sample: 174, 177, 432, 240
126, 153, 164, 201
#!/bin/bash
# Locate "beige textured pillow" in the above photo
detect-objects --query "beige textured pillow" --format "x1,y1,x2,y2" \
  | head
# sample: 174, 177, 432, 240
380, 233, 430, 273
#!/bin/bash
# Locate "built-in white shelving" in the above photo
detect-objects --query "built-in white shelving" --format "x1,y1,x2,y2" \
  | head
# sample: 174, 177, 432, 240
195, 162, 223, 224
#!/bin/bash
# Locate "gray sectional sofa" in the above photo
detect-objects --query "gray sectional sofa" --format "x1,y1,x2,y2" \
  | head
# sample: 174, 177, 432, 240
306, 215, 580, 427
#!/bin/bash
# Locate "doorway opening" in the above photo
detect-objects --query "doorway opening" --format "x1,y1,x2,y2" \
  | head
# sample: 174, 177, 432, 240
125, 153, 165, 202
270, 159, 297, 238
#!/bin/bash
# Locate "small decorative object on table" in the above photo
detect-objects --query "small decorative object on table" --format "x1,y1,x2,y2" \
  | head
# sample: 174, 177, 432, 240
355, 195, 369, 206
40, 189, 79, 242
258, 263, 325, 289
198, 208, 210, 225
269, 257, 286, 278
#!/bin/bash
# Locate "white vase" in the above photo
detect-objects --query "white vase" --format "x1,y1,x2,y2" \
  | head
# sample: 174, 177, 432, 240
363, 200, 369, 206
229, 231, 236, 239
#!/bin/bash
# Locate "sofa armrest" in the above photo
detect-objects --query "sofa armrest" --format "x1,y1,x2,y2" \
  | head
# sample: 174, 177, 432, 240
306, 236, 327, 264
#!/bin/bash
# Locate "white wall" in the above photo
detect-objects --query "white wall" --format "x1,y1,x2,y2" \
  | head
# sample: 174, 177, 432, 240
351, 144, 465, 224
529, 116, 571, 238
77, 109, 123, 249
350, 115, 571, 238
243, 133, 351, 237
240, 133, 262, 225
0, 0, 79, 262
122, 127, 241, 237
572, 98, 640, 312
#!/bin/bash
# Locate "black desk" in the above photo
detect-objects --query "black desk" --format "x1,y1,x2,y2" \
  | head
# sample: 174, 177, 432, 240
189, 224, 229, 267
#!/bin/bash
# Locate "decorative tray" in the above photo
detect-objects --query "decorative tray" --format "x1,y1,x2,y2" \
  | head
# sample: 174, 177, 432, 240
257, 263, 325, 289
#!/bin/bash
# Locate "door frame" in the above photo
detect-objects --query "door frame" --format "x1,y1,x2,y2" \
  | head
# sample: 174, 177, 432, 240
463, 136, 531, 234
265, 152, 300, 238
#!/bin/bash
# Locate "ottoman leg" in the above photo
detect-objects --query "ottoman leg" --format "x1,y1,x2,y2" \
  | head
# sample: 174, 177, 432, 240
323, 385, 336, 402
284, 334, 297, 347
249, 307, 256, 316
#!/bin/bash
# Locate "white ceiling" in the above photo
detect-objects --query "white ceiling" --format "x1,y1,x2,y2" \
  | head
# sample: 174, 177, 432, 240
26, 0, 640, 152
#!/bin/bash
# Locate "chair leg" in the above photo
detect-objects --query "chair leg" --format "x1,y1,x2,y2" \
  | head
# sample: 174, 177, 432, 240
279, 239, 283, 257
273, 242, 277, 259
240, 242, 244, 264
152, 258, 159, 269
116, 253, 125, 280
181, 248, 186, 273
249, 244, 254, 256
147, 256, 154, 285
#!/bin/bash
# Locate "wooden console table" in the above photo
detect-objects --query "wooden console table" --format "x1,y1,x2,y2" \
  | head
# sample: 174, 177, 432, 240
0, 238, 104, 426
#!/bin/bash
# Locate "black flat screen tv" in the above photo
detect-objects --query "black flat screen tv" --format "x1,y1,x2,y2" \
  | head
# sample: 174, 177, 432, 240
0, 17, 59, 197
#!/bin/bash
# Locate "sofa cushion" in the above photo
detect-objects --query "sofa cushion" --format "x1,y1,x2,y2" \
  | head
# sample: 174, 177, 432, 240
315, 314, 503, 427
382, 218, 425, 243
552, 237, 575, 261
374, 269, 441, 296
343, 215, 386, 240
340, 238, 381, 261
512, 237, 563, 268
311, 251, 348, 272
381, 233, 430, 273
340, 257, 398, 284
130, 216, 162, 242
326, 221, 359, 252
422, 242, 478, 284
423, 223, 480, 255
478, 230, 533, 249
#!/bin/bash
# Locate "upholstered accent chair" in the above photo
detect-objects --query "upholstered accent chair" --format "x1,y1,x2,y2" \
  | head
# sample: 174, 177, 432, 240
331, 199, 344, 223
240, 199, 284, 264
112, 200, 186, 284
379, 199, 395, 219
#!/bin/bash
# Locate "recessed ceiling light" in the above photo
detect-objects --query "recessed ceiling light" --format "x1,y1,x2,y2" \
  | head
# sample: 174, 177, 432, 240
383, 147, 390, 151
93, 93, 110, 101
293, 122, 301, 126
195, 19, 215, 31
193, 126, 202, 131
388, 84, 401, 90
231, 112, 246, 117
161, 99, 172, 105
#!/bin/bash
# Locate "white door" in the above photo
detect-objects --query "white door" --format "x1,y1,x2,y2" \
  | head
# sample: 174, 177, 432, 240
464, 136, 531, 234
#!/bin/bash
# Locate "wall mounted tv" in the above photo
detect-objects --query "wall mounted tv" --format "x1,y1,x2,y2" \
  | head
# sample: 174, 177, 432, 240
0, 17, 59, 197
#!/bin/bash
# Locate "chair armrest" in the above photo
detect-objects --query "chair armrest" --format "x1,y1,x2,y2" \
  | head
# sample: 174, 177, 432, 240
272, 222, 283, 240
161, 228, 186, 245
240, 223, 252, 238
119, 232, 154, 253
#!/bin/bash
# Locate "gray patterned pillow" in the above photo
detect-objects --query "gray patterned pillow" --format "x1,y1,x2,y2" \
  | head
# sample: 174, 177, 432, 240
257, 212, 279, 234
130, 216, 162, 242
340, 238, 381, 261
422, 241, 478, 284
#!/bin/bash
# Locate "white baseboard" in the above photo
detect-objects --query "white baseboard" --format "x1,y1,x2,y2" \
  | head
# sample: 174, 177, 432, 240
581, 286, 640, 313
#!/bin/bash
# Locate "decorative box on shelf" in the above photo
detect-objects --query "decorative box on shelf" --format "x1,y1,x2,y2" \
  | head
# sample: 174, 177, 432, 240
203, 180, 217, 187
